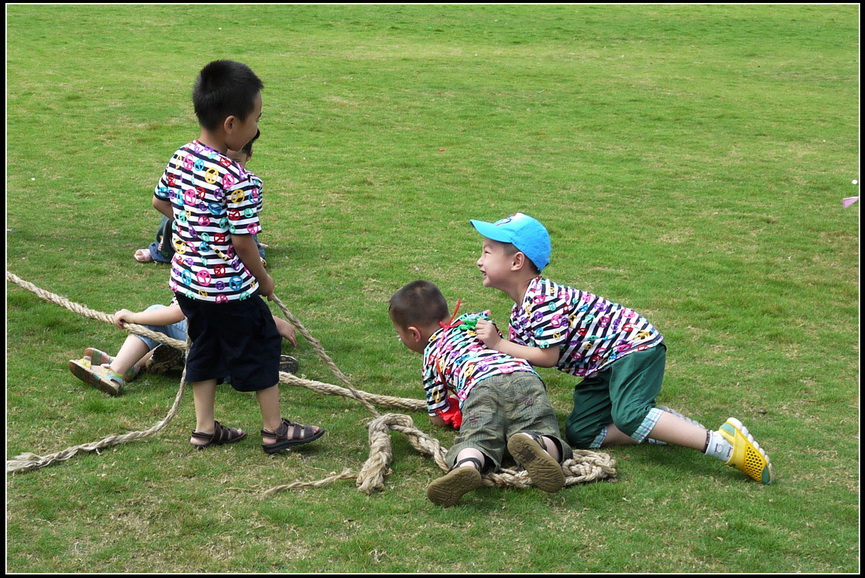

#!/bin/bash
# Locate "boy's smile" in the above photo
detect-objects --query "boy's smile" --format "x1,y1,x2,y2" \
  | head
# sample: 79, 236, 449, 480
476, 238, 512, 289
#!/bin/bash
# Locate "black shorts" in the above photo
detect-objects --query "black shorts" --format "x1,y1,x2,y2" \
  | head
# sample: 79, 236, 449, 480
175, 292, 281, 392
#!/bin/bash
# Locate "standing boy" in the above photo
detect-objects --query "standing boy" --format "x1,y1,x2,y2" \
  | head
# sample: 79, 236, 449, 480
470, 212, 774, 484
152, 60, 323, 452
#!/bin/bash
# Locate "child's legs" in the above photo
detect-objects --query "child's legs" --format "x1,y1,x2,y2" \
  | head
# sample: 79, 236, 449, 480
565, 374, 615, 448
605, 344, 667, 443
446, 379, 506, 472
109, 335, 151, 376
133, 305, 188, 350
504, 372, 573, 463
154, 217, 175, 262
191, 378, 219, 434
645, 410, 708, 450
211, 297, 280, 393
255, 384, 282, 433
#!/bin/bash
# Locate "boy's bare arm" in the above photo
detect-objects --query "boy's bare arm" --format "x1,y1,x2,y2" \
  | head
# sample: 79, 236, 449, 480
429, 414, 447, 427
232, 234, 273, 298
152, 196, 174, 219
113, 304, 184, 329
475, 319, 560, 367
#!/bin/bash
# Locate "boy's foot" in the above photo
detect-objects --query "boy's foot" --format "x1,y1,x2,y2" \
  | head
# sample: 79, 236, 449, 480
82, 347, 139, 381
718, 417, 775, 485
427, 458, 484, 507
507, 432, 565, 493
145, 344, 184, 375
83, 347, 113, 367
190, 421, 246, 449
68, 359, 126, 396
279, 355, 300, 374
260, 418, 325, 454
134, 248, 153, 263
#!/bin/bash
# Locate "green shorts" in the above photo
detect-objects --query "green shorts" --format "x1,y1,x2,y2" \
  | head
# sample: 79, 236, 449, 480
565, 343, 667, 448
448, 372, 573, 472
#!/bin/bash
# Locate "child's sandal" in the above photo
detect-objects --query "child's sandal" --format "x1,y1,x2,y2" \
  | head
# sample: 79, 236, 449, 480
68, 359, 125, 396
507, 431, 565, 493
190, 420, 246, 450
83, 347, 114, 367
260, 418, 325, 454
427, 456, 485, 507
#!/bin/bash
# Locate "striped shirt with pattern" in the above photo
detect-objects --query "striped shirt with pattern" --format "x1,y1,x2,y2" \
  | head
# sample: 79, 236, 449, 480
509, 276, 664, 378
422, 311, 539, 416
153, 140, 263, 303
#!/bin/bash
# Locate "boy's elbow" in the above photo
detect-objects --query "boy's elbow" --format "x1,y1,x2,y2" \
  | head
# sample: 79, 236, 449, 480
152, 197, 171, 216
535, 347, 561, 368
429, 415, 446, 427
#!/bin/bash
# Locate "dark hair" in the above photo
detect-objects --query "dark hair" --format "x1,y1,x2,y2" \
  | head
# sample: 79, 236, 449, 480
241, 129, 261, 157
388, 280, 449, 329
192, 60, 263, 131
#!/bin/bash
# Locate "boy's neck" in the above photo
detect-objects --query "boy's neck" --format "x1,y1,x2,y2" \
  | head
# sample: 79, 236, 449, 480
503, 272, 540, 305
197, 129, 229, 154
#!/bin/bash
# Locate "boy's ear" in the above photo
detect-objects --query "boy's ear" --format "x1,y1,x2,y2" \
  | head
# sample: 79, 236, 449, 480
223, 114, 239, 134
511, 251, 529, 271
407, 325, 424, 343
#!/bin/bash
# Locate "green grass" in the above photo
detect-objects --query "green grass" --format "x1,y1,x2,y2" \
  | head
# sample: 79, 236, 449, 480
5, 3, 859, 573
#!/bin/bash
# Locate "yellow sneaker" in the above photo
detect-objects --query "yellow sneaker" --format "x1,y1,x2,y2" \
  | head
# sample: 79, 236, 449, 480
718, 418, 774, 485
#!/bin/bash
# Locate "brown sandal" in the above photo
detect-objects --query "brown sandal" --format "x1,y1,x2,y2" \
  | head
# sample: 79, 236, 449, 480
190, 420, 246, 450
261, 417, 325, 454
507, 431, 564, 493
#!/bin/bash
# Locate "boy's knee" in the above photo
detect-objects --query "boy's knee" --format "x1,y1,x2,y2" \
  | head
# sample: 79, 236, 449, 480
610, 406, 653, 439
565, 426, 596, 449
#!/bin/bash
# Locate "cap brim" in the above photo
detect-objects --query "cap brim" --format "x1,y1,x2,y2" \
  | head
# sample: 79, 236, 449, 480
470, 219, 513, 244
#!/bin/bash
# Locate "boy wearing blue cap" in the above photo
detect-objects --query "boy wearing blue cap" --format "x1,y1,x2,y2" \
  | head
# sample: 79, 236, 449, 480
470, 212, 775, 484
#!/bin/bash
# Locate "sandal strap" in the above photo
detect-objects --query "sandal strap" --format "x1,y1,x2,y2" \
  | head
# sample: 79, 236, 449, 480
260, 418, 318, 441
453, 456, 484, 472
191, 420, 242, 444
520, 430, 564, 464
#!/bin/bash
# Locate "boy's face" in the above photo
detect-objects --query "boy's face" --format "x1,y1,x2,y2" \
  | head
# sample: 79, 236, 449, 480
476, 238, 515, 290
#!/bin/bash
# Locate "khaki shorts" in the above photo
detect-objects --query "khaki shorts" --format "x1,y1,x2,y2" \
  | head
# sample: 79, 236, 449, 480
448, 372, 573, 471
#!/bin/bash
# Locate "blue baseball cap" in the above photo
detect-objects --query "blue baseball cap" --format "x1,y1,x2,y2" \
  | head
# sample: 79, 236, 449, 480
470, 212, 551, 271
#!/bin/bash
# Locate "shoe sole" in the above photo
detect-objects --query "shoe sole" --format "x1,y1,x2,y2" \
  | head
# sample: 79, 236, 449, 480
69, 359, 121, 396
427, 466, 484, 507
279, 355, 300, 374
147, 345, 184, 375
507, 433, 565, 493
719, 417, 775, 485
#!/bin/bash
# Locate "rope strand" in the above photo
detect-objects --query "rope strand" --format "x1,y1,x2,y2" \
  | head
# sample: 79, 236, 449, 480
5, 271, 617, 493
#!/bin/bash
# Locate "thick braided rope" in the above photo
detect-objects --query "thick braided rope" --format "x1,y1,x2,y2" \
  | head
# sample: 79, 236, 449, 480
6, 349, 191, 473
270, 294, 380, 417
6, 272, 617, 492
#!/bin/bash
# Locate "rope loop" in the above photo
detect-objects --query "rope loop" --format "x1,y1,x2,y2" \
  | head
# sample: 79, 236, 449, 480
6, 271, 617, 494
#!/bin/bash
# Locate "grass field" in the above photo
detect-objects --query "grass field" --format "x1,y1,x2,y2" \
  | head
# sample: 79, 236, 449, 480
5, 3, 859, 573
